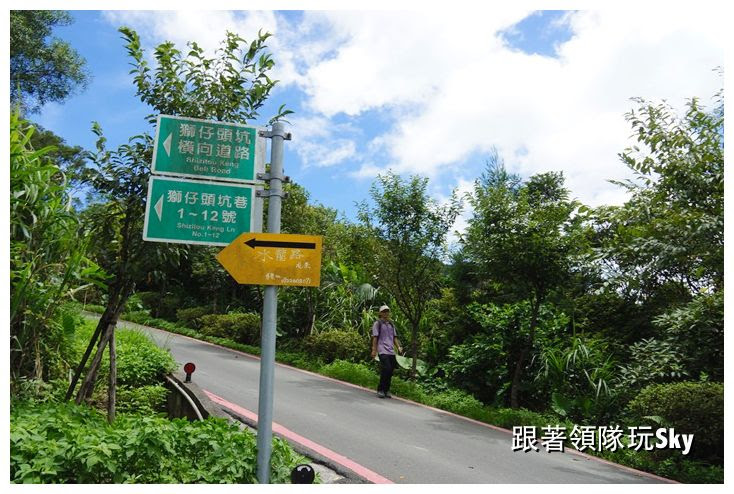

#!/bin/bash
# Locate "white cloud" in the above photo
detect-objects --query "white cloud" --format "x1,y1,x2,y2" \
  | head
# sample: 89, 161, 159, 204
289, 8, 725, 208
433, 177, 476, 248
296, 139, 357, 168
98, 7, 726, 220
101, 10, 302, 91
288, 115, 359, 168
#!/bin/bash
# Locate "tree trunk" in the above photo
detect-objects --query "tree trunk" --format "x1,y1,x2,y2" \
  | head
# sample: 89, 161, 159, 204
75, 319, 116, 405
65, 297, 119, 401
107, 327, 117, 423
74, 282, 133, 404
510, 298, 541, 409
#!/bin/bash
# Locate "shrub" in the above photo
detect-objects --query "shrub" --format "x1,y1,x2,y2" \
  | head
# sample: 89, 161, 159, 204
616, 337, 688, 394
157, 293, 184, 321
321, 360, 378, 389
124, 292, 146, 312
70, 322, 177, 390
303, 330, 368, 363
10, 401, 311, 483
425, 388, 487, 419
654, 291, 723, 380
134, 291, 159, 311
175, 306, 212, 329
626, 381, 723, 463
116, 385, 168, 415
443, 331, 507, 405
442, 302, 568, 407
535, 336, 618, 424
199, 313, 261, 345
123, 310, 150, 323
115, 330, 177, 387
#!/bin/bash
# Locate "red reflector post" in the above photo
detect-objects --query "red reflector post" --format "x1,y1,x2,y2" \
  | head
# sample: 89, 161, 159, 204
184, 362, 196, 382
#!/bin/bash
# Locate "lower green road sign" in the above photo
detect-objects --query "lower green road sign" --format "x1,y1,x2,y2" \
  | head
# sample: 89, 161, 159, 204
143, 176, 263, 246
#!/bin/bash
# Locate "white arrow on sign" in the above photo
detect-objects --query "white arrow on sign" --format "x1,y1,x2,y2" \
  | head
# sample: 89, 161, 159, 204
163, 133, 172, 157
154, 195, 164, 221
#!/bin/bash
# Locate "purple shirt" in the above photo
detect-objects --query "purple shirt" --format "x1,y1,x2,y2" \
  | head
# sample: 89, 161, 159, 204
372, 319, 397, 355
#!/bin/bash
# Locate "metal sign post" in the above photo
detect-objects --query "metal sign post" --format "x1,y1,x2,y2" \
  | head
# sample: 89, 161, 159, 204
256, 121, 289, 484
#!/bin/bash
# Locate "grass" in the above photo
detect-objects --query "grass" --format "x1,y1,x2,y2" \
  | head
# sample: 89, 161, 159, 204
78, 304, 723, 484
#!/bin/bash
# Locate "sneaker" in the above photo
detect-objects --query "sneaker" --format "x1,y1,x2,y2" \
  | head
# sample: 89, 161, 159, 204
377, 391, 386, 398
384, 392, 392, 398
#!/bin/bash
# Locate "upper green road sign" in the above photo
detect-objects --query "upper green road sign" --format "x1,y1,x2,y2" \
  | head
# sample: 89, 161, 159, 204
152, 114, 266, 183
143, 176, 263, 247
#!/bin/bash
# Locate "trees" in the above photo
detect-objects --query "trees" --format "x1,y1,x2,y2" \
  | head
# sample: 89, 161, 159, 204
68, 27, 286, 415
593, 91, 723, 301
358, 172, 461, 377
592, 89, 724, 379
10, 10, 90, 114
461, 156, 587, 408
10, 112, 103, 381
120, 27, 288, 123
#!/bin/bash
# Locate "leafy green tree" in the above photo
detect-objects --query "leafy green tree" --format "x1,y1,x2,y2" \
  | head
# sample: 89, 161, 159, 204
593, 89, 723, 297
10, 10, 90, 113
120, 26, 289, 123
462, 157, 587, 408
70, 127, 186, 411
276, 182, 383, 336
358, 172, 461, 377
10, 112, 103, 381
68, 27, 287, 415
592, 88, 723, 379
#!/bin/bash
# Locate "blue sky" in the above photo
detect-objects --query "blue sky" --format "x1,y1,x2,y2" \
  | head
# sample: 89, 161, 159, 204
30, 7, 726, 237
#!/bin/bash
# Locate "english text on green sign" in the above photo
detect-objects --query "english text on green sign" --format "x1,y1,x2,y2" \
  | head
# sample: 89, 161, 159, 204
152, 114, 265, 183
143, 176, 263, 246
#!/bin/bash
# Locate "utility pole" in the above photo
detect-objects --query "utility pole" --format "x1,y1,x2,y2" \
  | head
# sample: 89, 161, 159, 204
256, 121, 289, 484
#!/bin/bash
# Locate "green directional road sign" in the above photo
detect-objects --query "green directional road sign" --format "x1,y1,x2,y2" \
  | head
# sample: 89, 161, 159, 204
152, 114, 266, 183
143, 176, 263, 246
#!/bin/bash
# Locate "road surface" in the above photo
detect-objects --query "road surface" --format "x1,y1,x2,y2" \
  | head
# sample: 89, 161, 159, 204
106, 316, 673, 484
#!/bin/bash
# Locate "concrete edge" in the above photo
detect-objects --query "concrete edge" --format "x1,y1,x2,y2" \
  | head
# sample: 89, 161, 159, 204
218, 406, 366, 484
165, 371, 357, 484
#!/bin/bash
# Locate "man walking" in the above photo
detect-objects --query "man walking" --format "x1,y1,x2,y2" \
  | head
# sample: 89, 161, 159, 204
371, 305, 403, 398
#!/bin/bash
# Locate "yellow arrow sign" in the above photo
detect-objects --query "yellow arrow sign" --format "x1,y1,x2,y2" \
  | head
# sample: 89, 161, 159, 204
216, 232, 323, 287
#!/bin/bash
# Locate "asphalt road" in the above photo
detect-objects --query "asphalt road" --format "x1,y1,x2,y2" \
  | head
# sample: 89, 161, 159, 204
109, 316, 672, 484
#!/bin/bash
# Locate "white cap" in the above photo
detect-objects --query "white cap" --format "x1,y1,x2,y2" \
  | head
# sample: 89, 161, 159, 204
379, 305, 390, 312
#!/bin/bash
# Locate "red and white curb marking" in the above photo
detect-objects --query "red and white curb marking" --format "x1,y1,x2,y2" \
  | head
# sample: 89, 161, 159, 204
204, 389, 393, 484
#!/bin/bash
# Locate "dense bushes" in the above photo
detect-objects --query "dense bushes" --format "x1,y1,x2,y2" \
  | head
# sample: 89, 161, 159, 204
199, 313, 261, 344
535, 336, 617, 424
442, 302, 568, 407
10, 113, 96, 381
61, 320, 177, 415
116, 385, 168, 415
133, 291, 159, 313
115, 330, 177, 387
175, 306, 212, 329
616, 338, 688, 394
133, 291, 183, 321
303, 330, 368, 363
626, 381, 724, 463
70, 321, 177, 391
10, 401, 309, 483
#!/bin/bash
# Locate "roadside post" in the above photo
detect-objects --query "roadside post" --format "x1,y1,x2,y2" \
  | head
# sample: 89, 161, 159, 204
256, 121, 286, 484
216, 123, 322, 483
145, 115, 317, 483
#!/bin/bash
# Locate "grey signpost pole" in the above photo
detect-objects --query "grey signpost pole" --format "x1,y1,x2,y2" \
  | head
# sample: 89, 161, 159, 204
256, 121, 287, 484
